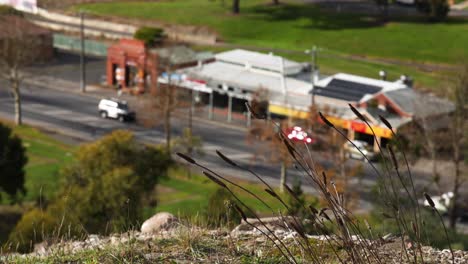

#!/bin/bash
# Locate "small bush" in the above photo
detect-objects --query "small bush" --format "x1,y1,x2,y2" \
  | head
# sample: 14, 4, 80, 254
205, 188, 242, 228
0, 5, 23, 17
7, 131, 172, 253
7, 209, 57, 253
286, 179, 317, 219
133, 26, 164, 46
0, 122, 27, 203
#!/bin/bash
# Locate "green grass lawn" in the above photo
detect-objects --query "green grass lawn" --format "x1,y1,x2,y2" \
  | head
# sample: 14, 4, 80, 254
75, 0, 465, 93
3, 120, 313, 221
77, 0, 468, 65
1, 122, 75, 203
145, 166, 318, 220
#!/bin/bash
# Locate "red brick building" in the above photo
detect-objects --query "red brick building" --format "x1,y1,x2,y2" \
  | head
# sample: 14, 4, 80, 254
106, 39, 158, 94
107, 39, 214, 94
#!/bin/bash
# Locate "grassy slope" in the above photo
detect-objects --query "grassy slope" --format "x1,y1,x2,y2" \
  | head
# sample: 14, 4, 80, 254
77, 0, 468, 64
0, 122, 74, 244
147, 167, 317, 219
1, 123, 74, 203
76, 0, 465, 93
3, 120, 311, 217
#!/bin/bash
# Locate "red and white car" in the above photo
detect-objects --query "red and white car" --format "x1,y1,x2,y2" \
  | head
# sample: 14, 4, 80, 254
284, 126, 315, 144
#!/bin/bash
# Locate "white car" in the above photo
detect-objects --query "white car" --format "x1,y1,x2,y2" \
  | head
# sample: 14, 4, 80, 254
395, 0, 415, 5
422, 192, 453, 213
344, 140, 377, 161
98, 98, 135, 122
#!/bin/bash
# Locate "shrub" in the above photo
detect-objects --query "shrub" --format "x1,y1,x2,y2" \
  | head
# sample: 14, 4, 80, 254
205, 188, 242, 228
8, 131, 172, 252
0, 5, 23, 17
0, 122, 27, 203
286, 179, 317, 219
133, 26, 164, 46
7, 209, 57, 253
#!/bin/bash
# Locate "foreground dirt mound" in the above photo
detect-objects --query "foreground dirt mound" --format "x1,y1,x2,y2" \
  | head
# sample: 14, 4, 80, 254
4, 224, 467, 263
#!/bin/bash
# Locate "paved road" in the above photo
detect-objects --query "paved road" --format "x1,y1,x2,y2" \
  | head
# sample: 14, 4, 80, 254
0, 79, 385, 210
0, 51, 440, 214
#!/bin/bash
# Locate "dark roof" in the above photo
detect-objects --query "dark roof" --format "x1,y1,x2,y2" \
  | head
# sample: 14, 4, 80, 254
384, 88, 454, 118
313, 79, 382, 102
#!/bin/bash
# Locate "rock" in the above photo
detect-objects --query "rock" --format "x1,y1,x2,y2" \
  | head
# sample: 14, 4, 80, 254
33, 241, 49, 255
230, 216, 303, 237
141, 212, 179, 233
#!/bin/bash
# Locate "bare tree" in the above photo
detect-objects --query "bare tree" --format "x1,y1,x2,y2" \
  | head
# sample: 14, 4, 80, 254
247, 119, 292, 193
412, 101, 441, 192
448, 63, 468, 229
0, 16, 45, 125
137, 52, 180, 153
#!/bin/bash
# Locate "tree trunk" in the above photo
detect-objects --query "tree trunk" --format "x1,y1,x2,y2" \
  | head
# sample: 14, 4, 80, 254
232, 0, 240, 14
273, 0, 279, 5
280, 160, 287, 193
12, 80, 22, 126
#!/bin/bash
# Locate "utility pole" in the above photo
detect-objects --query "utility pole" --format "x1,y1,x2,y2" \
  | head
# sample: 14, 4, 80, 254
188, 90, 193, 154
308, 46, 317, 106
187, 89, 193, 178
80, 11, 86, 93
280, 56, 291, 126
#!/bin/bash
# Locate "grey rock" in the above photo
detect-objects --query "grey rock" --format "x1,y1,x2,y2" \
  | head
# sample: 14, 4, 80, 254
141, 212, 179, 233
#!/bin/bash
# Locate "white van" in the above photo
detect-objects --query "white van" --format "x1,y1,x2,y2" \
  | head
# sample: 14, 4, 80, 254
344, 140, 377, 162
98, 98, 135, 122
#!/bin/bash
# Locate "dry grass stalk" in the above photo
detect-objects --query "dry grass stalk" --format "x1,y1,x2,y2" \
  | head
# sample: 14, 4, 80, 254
176, 103, 456, 263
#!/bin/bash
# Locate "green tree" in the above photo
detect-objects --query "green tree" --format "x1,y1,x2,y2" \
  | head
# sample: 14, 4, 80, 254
286, 179, 307, 217
0, 123, 27, 203
133, 26, 164, 46
11, 130, 171, 249
54, 130, 171, 233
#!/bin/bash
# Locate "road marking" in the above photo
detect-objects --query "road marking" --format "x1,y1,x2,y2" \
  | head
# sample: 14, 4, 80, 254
204, 144, 220, 151
43, 109, 72, 116
221, 153, 252, 160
